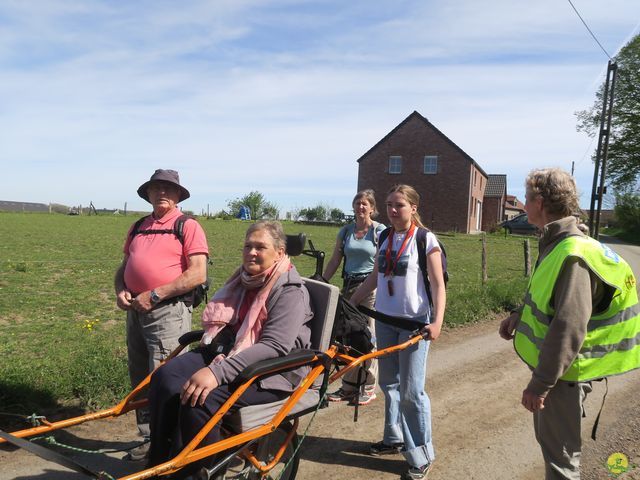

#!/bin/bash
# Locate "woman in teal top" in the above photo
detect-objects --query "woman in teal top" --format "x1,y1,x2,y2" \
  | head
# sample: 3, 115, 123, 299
323, 189, 386, 405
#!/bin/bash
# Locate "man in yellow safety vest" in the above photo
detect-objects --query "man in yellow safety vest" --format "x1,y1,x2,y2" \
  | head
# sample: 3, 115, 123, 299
499, 167, 640, 479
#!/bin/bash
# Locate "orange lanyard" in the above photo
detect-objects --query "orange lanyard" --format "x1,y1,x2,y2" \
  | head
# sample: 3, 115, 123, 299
384, 223, 416, 277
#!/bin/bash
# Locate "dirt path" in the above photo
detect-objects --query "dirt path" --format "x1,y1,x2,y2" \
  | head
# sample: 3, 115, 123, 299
2, 319, 639, 480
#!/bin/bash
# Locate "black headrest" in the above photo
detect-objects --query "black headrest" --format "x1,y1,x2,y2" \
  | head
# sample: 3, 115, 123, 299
286, 233, 306, 257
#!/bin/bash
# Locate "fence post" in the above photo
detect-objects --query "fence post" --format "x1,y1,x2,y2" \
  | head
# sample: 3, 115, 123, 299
482, 233, 488, 284
524, 239, 531, 277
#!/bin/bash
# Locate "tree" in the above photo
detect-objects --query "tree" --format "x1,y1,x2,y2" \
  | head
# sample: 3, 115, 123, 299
329, 208, 345, 223
227, 191, 279, 220
614, 191, 640, 234
576, 34, 640, 189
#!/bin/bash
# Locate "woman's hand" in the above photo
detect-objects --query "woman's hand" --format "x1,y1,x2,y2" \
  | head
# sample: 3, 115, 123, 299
421, 321, 442, 341
181, 367, 219, 407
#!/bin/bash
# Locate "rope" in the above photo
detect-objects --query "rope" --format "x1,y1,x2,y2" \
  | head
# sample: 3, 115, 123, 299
31, 435, 148, 455
273, 390, 328, 480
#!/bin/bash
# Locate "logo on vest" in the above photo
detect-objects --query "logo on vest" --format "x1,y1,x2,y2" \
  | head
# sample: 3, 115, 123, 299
625, 274, 636, 291
601, 244, 620, 263
606, 452, 629, 476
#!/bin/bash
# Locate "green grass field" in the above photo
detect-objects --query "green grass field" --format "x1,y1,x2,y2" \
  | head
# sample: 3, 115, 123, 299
0, 212, 537, 418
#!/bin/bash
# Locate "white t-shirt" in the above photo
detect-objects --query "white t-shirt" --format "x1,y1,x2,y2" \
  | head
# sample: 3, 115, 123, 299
375, 229, 440, 319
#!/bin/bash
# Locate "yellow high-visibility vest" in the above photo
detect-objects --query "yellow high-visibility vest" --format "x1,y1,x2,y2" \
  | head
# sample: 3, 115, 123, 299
514, 235, 640, 381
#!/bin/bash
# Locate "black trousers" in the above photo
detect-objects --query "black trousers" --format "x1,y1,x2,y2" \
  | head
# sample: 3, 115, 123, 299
148, 349, 288, 473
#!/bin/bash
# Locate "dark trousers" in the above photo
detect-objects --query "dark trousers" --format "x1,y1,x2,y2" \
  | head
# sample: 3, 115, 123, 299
148, 349, 288, 473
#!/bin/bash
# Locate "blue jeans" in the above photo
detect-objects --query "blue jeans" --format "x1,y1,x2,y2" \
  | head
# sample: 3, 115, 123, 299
376, 320, 434, 468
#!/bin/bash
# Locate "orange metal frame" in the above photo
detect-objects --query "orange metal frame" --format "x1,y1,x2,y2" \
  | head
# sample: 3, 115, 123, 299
2, 331, 427, 479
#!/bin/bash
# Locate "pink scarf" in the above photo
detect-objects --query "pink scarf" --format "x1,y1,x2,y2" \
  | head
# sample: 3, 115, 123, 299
201, 256, 291, 361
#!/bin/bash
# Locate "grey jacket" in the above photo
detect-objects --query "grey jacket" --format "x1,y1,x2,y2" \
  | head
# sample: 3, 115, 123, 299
208, 266, 314, 392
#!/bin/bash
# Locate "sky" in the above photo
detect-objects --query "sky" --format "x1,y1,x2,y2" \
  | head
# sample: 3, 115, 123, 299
1, 0, 639, 216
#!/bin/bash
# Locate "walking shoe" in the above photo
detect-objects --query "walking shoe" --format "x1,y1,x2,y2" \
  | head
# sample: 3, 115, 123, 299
124, 441, 150, 462
350, 388, 377, 406
327, 388, 357, 402
369, 440, 404, 456
401, 463, 433, 480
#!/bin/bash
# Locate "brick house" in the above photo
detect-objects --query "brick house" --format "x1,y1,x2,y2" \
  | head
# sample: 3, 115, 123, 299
482, 174, 507, 231
356, 111, 487, 233
504, 194, 525, 220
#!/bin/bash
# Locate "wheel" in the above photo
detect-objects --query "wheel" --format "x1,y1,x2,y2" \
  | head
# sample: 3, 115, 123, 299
216, 422, 300, 480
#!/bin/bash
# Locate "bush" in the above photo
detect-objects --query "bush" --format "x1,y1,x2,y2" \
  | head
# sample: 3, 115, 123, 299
615, 193, 640, 234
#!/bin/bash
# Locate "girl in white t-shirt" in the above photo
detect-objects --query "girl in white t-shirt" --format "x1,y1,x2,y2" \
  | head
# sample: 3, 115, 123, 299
351, 184, 446, 480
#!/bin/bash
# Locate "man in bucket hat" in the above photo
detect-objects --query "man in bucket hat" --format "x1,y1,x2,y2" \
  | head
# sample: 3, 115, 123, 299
114, 169, 209, 461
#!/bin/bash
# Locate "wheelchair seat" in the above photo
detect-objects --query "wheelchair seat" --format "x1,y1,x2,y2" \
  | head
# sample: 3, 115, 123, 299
225, 277, 340, 433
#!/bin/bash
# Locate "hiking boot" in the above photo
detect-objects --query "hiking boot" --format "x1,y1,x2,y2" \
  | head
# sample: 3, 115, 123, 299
327, 388, 357, 402
401, 463, 433, 480
124, 441, 150, 462
369, 440, 404, 456
350, 388, 377, 406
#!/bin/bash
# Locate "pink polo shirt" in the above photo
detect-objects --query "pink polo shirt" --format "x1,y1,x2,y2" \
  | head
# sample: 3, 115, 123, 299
123, 208, 209, 294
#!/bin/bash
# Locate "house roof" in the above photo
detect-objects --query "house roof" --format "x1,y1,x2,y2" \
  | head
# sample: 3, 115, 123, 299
484, 174, 507, 197
356, 110, 488, 178
505, 194, 525, 211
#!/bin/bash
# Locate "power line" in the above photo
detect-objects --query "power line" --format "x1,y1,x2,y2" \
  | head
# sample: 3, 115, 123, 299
567, 0, 613, 60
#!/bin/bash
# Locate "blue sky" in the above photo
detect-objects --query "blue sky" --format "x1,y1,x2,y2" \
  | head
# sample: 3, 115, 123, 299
1, 0, 639, 215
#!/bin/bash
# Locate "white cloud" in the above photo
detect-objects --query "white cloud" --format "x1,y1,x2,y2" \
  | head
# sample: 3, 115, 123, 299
0, 0, 638, 214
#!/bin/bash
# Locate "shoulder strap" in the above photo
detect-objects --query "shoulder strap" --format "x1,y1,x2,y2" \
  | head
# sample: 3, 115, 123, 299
378, 226, 392, 247
416, 227, 432, 306
371, 221, 381, 246
173, 214, 194, 245
129, 215, 151, 238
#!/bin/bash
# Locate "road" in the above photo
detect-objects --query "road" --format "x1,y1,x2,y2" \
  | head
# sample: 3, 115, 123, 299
1, 238, 639, 479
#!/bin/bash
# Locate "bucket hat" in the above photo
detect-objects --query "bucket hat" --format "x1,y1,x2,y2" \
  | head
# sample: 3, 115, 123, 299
137, 169, 190, 203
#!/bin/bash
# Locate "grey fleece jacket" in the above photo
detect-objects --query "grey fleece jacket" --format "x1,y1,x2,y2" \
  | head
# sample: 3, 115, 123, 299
208, 266, 314, 392
523, 216, 605, 396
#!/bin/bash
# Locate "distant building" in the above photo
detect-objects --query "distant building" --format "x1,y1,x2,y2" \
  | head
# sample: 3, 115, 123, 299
357, 111, 487, 233
504, 194, 525, 220
0, 200, 49, 213
482, 174, 507, 231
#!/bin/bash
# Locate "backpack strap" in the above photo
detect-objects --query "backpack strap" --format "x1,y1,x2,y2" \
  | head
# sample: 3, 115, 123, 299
339, 224, 354, 279
378, 226, 392, 247
416, 227, 432, 307
129, 214, 192, 245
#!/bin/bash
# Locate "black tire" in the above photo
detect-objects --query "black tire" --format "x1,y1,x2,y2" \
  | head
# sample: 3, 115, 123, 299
218, 422, 300, 480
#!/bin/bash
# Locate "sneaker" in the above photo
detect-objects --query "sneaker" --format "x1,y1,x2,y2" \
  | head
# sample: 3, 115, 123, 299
327, 388, 357, 402
124, 441, 150, 462
401, 463, 433, 480
350, 388, 377, 406
369, 440, 404, 456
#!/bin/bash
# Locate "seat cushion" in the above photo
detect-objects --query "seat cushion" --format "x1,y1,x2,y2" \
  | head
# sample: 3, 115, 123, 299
225, 389, 320, 433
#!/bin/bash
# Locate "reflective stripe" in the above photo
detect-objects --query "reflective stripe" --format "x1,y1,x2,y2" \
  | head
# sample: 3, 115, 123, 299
580, 330, 640, 359
589, 303, 640, 332
515, 320, 545, 350
523, 292, 552, 326
524, 294, 640, 332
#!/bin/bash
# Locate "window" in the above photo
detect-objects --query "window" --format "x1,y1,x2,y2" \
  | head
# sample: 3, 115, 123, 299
423, 155, 438, 174
389, 156, 402, 174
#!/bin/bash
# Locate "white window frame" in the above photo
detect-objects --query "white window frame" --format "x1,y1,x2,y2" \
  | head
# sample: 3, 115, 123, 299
389, 156, 402, 174
423, 155, 438, 174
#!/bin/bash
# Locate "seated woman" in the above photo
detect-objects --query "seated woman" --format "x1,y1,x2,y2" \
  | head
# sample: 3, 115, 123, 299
148, 221, 313, 475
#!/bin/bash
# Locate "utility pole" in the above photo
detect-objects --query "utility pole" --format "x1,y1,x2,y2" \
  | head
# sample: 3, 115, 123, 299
588, 60, 617, 240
